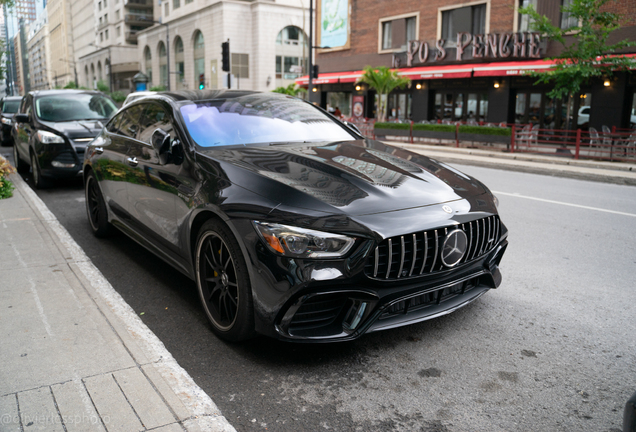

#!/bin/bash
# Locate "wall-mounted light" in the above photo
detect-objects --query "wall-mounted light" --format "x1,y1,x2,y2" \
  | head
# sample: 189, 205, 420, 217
355, 85, 361, 91
415, 83, 422, 90
312, 87, 318, 92
603, 78, 611, 87
493, 80, 500, 89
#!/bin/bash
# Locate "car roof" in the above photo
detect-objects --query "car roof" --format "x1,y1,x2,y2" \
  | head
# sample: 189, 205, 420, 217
143, 89, 262, 103
1, 96, 22, 100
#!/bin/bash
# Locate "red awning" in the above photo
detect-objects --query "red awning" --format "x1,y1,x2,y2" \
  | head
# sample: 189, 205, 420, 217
296, 54, 636, 86
472, 59, 556, 77
398, 64, 474, 80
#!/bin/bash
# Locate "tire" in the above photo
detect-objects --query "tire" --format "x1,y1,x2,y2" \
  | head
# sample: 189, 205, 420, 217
195, 219, 255, 342
85, 171, 113, 237
13, 144, 28, 173
30, 152, 50, 189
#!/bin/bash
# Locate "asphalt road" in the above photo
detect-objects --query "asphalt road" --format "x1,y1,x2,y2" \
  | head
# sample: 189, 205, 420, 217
3, 144, 635, 432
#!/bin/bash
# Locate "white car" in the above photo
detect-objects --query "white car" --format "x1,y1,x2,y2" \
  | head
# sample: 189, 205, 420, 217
578, 106, 636, 126
123, 91, 156, 106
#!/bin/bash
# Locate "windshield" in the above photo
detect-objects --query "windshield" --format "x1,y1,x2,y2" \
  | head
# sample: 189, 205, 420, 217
35, 94, 117, 122
180, 94, 355, 147
2, 100, 20, 114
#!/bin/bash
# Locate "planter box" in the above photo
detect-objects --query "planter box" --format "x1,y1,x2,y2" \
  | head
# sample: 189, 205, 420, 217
459, 133, 510, 144
412, 130, 456, 141
374, 128, 411, 139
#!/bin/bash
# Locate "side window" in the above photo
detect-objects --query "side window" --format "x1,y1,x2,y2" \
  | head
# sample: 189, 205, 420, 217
106, 111, 125, 134
138, 103, 175, 146
118, 104, 144, 139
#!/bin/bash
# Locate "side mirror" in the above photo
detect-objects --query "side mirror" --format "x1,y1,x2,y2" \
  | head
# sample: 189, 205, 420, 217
152, 128, 184, 165
14, 113, 29, 123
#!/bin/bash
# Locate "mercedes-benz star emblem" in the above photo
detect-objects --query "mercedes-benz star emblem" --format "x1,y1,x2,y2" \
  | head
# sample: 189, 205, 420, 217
441, 230, 468, 267
442, 205, 453, 214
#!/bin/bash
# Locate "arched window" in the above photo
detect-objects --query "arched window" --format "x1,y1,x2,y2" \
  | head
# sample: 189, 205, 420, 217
275, 26, 308, 89
174, 37, 184, 90
193, 31, 205, 89
144, 46, 152, 84
158, 41, 167, 88
90, 64, 96, 89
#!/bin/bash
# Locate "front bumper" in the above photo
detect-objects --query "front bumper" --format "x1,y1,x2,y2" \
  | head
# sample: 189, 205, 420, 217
235, 215, 508, 342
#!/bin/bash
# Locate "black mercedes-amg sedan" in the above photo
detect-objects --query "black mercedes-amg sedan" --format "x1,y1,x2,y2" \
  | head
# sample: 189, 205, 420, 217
83, 90, 508, 343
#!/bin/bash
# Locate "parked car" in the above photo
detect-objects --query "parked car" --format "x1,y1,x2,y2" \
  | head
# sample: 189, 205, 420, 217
123, 91, 156, 106
13, 89, 118, 188
83, 90, 508, 342
0, 96, 22, 146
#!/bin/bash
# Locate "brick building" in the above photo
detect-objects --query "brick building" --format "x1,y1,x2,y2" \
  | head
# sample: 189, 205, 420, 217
302, 0, 636, 130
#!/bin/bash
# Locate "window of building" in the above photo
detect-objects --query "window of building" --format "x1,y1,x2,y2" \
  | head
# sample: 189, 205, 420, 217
99, 17, 102, 25
434, 91, 488, 123
159, 42, 167, 87
100, 32, 104, 42
104, 13, 108, 22
174, 0, 180, 8
185, 0, 193, 4
517, 0, 537, 32
116, 26, 121, 37
105, 29, 109, 39
231, 53, 249, 79
164, 2, 169, 16
193, 31, 205, 87
560, 0, 579, 30
104, 0, 107, 7
379, 13, 418, 52
98, 1, 102, 11
276, 26, 306, 45
144, 46, 152, 84
441, 3, 486, 47
175, 37, 185, 90
116, 9, 120, 20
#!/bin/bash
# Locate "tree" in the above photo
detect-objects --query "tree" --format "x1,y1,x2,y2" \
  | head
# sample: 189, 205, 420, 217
356, 66, 410, 122
520, 0, 636, 101
272, 83, 306, 97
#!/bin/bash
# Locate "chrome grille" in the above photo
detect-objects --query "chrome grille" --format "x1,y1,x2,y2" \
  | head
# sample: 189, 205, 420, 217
365, 215, 501, 280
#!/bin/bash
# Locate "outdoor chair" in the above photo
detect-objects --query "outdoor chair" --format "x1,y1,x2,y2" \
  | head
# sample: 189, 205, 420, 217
516, 124, 531, 150
588, 127, 601, 157
601, 125, 613, 157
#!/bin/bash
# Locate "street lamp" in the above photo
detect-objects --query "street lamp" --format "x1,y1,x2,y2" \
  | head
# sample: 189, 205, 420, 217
89, 43, 112, 92
59, 58, 78, 87
153, 20, 170, 91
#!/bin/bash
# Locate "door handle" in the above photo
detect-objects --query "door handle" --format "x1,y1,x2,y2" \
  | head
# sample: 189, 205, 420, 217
126, 157, 138, 167
94, 147, 104, 154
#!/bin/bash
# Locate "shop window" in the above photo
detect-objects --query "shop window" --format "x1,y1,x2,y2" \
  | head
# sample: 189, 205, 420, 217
517, 0, 537, 32
560, 0, 579, 30
435, 91, 488, 122
387, 93, 411, 121
193, 31, 205, 88
276, 26, 305, 46
231, 53, 249, 79
379, 14, 418, 52
441, 3, 486, 47
173, 0, 180, 9
327, 92, 352, 117
515, 91, 578, 130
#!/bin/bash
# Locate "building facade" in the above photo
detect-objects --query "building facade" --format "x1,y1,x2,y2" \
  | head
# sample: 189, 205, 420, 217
136, 0, 309, 92
27, 11, 51, 90
48, 0, 76, 88
303, 0, 636, 130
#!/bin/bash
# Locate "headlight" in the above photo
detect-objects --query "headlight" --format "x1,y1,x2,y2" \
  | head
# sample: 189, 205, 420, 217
1, 117, 12, 125
37, 130, 65, 144
253, 221, 355, 259
493, 194, 499, 208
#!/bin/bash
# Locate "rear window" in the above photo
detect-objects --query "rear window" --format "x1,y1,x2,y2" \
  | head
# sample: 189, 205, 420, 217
35, 94, 117, 122
180, 94, 355, 147
1, 99, 20, 114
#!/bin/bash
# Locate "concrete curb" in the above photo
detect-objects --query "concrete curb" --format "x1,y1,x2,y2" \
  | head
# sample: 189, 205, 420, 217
5, 173, 236, 432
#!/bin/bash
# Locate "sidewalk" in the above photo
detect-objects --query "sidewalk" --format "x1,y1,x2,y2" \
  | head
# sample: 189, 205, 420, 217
0, 174, 235, 432
387, 141, 636, 186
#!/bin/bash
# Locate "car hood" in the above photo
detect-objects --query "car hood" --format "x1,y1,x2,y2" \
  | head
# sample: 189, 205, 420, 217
40, 119, 105, 140
197, 139, 489, 216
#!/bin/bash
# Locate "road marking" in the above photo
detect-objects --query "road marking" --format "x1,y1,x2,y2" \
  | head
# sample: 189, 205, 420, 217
494, 191, 636, 218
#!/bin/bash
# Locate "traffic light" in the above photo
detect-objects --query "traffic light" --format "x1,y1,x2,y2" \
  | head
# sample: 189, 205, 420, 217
221, 41, 230, 72
199, 74, 205, 90
311, 64, 319, 79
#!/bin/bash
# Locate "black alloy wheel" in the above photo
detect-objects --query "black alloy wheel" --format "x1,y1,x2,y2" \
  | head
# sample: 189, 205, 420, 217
13, 145, 28, 173
85, 171, 112, 237
195, 219, 255, 342
30, 152, 49, 189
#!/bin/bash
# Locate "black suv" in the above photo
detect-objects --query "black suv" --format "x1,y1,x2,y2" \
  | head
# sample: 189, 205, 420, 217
0, 96, 22, 146
13, 89, 117, 188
